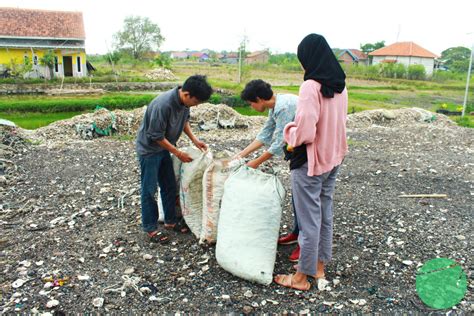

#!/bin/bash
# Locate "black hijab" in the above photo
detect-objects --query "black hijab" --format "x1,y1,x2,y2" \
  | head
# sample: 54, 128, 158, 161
297, 34, 346, 98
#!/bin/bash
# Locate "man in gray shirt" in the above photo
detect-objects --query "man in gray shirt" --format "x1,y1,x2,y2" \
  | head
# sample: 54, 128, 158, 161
136, 75, 212, 243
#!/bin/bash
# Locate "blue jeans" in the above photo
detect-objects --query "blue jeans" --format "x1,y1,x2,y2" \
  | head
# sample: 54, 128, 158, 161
139, 151, 177, 232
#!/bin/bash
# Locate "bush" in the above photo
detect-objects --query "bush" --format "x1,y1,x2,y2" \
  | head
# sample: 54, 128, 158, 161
394, 64, 406, 79
154, 54, 172, 69
364, 65, 380, 80
407, 65, 426, 80
432, 71, 466, 82
208, 93, 246, 107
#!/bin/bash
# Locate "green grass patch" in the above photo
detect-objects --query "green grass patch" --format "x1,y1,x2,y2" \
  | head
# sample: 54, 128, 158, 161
207, 79, 243, 93
452, 115, 474, 128
0, 111, 86, 129
0, 94, 155, 113
349, 92, 392, 102
233, 107, 268, 116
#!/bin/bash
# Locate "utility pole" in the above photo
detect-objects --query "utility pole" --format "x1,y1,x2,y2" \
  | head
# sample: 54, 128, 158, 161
462, 37, 473, 117
238, 34, 247, 84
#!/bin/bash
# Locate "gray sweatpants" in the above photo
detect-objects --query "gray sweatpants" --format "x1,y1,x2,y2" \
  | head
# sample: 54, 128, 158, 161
291, 163, 340, 276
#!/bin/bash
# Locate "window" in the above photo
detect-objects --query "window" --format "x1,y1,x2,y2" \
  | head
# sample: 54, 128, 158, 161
33, 55, 38, 65
24, 56, 29, 64
77, 56, 81, 72
54, 57, 59, 72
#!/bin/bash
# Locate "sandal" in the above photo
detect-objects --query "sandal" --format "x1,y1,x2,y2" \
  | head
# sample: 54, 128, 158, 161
274, 274, 311, 291
293, 264, 325, 279
165, 218, 190, 234
147, 231, 170, 244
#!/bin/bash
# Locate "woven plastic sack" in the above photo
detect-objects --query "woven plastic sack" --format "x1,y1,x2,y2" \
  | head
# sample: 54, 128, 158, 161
179, 148, 213, 238
216, 166, 285, 285
200, 158, 242, 244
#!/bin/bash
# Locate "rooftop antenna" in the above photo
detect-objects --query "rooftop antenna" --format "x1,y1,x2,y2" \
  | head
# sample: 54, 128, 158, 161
396, 24, 401, 43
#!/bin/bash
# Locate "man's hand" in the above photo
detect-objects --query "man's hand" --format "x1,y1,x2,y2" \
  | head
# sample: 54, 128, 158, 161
232, 152, 243, 160
176, 151, 193, 163
193, 139, 208, 152
246, 159, 261, 169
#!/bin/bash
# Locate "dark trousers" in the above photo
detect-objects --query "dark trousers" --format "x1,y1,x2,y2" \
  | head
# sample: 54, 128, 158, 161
139, 151, 177, 232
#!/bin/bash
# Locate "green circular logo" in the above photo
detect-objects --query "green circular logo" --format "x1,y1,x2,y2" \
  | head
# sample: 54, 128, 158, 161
416, 258, 467, 309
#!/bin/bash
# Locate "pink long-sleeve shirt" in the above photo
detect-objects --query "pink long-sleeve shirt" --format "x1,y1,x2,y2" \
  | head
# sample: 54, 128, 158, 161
283, 80, 348, 176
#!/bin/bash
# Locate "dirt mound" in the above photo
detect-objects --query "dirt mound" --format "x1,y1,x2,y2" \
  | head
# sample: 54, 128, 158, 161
31, 107, 145, 143
28, 103, 265, 143
144, 68, 177, 81
347, 107, 455, 129
190, 103, 265, 129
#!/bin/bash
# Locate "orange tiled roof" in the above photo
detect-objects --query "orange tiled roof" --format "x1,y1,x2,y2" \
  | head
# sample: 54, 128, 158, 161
349, 49, 368, 60
369, 42, 438, 58
0, 7, 85, 39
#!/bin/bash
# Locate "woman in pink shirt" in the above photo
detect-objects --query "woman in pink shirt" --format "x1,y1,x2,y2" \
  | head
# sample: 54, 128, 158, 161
274, 34, 348, 290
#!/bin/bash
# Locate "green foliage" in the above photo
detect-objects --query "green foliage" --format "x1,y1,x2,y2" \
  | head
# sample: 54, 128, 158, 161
40, 50, 55, 68
360, 41, 385, 54
349, 92, 392, 102
39, 50, 56, 79
364, 65, 380, 79
0, 94, 154, 113
407, 65, 426, 80
208, 94, 222, 104
432, 70, 466, 82
106, 50, 122, 65
233, 106, 267, 116
379, 63, 407, 79
154, 53, 172, 69
208, 94, 246, 107
7, 57, 33, 78
453, 115, 474, 128
393, 63, 407, 79
441, 46, 472, 72
114, 16, 164, 60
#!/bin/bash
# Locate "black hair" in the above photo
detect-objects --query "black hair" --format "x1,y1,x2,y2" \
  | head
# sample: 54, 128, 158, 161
182, 75, 213, 101
240, 79, 273, 102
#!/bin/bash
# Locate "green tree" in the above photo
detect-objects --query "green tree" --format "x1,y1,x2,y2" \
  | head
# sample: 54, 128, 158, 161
360, 41, 385, 54
440, 46, 472, 72
114, 16, 164, 60
106, 50, 122, 65
40, 50, 56, 79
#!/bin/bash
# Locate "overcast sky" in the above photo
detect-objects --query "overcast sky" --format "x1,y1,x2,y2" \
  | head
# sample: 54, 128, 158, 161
2, 0, 474, 56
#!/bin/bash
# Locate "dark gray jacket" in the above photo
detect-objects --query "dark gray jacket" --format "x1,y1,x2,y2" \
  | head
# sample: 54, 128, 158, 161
136, 87, 190, 156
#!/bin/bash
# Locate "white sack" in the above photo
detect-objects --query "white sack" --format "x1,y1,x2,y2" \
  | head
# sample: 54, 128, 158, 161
216, 166, 285, 285
179, 147, 213, 238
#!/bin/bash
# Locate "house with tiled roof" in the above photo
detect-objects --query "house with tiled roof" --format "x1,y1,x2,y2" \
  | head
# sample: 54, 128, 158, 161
220, 52, 238, 64
369, 42, 438, 75
335, 49, 369, 65
245, 50, 270, 64
0, 7, 87, 78
170, 51, 189, 59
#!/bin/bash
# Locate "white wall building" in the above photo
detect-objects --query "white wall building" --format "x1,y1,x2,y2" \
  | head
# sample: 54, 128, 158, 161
369, 42, 438, 75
